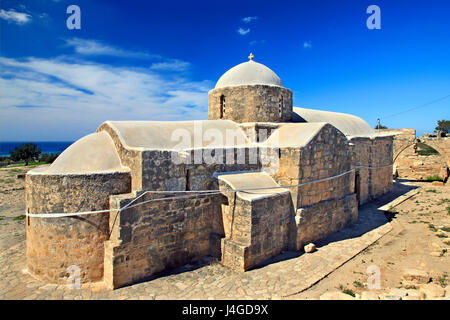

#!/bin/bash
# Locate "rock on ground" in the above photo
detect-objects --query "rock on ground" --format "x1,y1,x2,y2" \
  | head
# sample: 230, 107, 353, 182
304, 243, 317, 253
402, 269, 430, 284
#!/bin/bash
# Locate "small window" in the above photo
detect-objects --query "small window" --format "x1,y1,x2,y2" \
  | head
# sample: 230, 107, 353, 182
220, 95, 226, 119
185, 169, 190, 191
278, 96, 283, 118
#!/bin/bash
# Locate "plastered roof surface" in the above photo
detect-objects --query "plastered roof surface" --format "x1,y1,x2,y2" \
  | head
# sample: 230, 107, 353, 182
101, 120, 250, 150
215, 60, 284, 89
29, 131, 127, 175
292, 107, 375, 137
261, 122, 327, 148
216, 171, 289, 201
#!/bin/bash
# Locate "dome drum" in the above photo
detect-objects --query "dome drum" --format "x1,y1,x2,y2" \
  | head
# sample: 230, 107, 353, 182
208, 84, 293, 123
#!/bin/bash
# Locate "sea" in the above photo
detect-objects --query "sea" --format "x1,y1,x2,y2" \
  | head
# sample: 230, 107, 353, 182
0, 141, 74, 157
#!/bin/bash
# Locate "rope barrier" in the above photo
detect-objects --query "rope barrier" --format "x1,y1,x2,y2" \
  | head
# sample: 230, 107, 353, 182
25, 164, 392, 219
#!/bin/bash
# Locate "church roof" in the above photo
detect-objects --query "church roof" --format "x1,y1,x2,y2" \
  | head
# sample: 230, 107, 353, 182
292, 107, 375, 137
99, 120, 249, 150
30, 131, 128, 174
215, 56, 284, 89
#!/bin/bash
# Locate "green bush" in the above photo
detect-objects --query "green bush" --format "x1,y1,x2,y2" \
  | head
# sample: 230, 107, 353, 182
425, 175, 443, 182
39, 153, 59, 164
417, 143, 440, 156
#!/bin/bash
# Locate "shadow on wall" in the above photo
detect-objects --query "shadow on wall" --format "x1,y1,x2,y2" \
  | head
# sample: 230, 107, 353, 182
248, 180, 417, 271
135, 180, 417, 279
315, 180, 417, 248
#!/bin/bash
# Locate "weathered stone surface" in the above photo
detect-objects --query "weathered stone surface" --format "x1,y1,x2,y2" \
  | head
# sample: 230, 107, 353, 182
402, 269, 431, 284
361, 291, 379, 300
419, 283, 445, 298
208, 85, 293, 123
26, 171, 131, 284
319, 291, 355, 300
23, 61, 394, 289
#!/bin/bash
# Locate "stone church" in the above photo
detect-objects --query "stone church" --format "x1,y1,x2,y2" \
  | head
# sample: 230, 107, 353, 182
25, 54, 393, 289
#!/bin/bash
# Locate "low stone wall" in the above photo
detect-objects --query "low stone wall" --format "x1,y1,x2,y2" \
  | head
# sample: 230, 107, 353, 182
294, 194, 358, 250
208, 85, 293, 123
26, 172, 131, 284
378, 128, 449, 182
396, 154, 449, 181
104, 191, 223, 289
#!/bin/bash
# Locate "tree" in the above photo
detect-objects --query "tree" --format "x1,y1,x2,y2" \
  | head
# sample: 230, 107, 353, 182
40, 152, 59, 164
375, 124, 388, 129
435, 120, 450, 134
9, 143, 41, 166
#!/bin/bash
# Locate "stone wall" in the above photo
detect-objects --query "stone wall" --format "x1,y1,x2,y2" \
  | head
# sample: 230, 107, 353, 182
349, 137, 370, 205
349, 135, 393, 204
218, 180, 293, 272
379, 128, 449, 182
258, 124, 358, 250
26, 172, 131, 284
295, 194, 357, 250
261, 124, 354, 212
239, 122, 280, 143
104, 191, 222, 289
208, 85, 293, 123
420, 136, 450, 168
396, 154, 449, 181
379, 128, 416, 161
98, 123, 143, 191
370, 136, 394, 198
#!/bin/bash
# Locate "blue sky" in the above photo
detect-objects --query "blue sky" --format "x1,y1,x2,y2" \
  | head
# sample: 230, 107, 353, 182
1, 0, 449, 141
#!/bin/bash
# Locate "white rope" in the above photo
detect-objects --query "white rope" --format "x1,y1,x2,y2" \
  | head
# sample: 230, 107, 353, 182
356, 164, 393, 169
25, 164, 392, 219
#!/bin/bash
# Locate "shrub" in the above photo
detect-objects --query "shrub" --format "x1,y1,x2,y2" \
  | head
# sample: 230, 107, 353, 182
40, 153, 59, 164
425, 175, 443, 182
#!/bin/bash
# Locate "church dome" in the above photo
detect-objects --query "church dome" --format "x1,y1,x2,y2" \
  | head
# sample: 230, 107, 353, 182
215, 55, 284, 89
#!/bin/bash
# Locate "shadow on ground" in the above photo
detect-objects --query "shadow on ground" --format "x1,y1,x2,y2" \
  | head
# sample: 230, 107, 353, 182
120, 180, 420, 287
251, 180, 419, 270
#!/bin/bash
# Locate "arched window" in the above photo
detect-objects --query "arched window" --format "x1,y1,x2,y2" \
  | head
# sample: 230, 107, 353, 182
278, 95, 283, 118
220, 95, 226, 119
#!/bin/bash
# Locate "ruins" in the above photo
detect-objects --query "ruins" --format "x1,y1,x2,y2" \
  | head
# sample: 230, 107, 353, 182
25, 55, 394, 289
380, 128, 449, 181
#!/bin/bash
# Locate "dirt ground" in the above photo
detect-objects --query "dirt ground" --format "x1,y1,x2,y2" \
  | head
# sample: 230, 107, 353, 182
292, 180, 450, 299
0, 165, 449, 300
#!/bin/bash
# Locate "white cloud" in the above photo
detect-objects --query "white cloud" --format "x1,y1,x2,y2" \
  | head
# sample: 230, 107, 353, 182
150, 59, 190, 72
242, 16, 258, 23
0, 56, 212, 140
303, 41, 312, 49
64, 38, 156, 59
0, 9, 32, 25
237, 28, 250, 36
